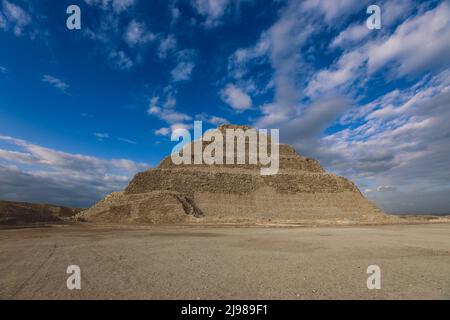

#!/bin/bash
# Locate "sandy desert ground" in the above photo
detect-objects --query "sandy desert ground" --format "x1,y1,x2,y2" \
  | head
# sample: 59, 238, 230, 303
0, 223, 449, 300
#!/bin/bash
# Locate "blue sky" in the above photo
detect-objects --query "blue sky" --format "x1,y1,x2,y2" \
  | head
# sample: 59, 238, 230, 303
0, 0, 449, 213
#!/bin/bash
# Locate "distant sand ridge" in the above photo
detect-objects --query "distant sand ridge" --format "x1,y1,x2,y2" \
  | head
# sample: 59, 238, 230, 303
76, 125, 389, 225
0, 201, 82, 226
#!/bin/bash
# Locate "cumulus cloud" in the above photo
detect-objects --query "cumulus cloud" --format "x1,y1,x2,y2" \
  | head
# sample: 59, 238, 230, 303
171, 4, 180, 24
196, 112, 229, 126
301, 0, 368, 24
228, 0, 375, 112
0, 0, 31, 36
154, 127, 171, 137
0, 11, 4, 30
226, 0, 356, 128
124, 20, 156, 47
306, 50, 366, 98
108, 50, 134, 70
149, 105, 192, 124
158, 35, 177, 59
191, 0, 231, 27
314, 70, 450, 214
171, 61, 195, 82
330, 23, 370, 48
223, 0, 450, 214
171, 49, 196, 82
148, 85, 198, 137
0, 135, 148, 207
84, 0, 136, 13
148, 92, 192, 124
220, 84, 252, 111
228, 33, 270, 80
154, 123, 193, 137
83, 0, 144, 71
367, 1, 450, 77
382, 0, 415, 27
307, 2, 450, 97
3, 0, 449, 215
237, 2, 317, 128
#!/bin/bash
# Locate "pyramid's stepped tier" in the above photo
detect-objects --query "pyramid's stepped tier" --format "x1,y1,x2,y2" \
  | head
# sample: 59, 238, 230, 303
194, 189, 383, 222
125, 169, 359, 195
77, 124, 386, 224
157, 144, 325, 172
117, 168, 383, 223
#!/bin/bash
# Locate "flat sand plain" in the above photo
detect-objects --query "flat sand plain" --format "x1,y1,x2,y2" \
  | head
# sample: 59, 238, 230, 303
0, 223, 449, 299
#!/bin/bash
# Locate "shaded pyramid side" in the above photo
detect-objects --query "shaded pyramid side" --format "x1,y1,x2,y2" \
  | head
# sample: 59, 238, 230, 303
77, 191, 203, 224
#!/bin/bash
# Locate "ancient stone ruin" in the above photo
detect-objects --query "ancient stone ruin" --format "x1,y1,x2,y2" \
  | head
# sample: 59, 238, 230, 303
77, 125, 385, 225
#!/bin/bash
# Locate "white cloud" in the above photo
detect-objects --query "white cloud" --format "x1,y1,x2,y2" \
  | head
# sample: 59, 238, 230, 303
171, 5, 180, 24
251, 2, 316, 127
208, 116, 228, 125
171, 61, 195, 82
306, 2, 450, 98
0, 149, 35, 164
382, 0, 415, 27
154, 127, 170, 136
163, 94, 177, 109
83, 0, 142, 71
124, 20, 156, 47
154, 123, 193, 137
148, 105, 192, 124
158, 35, 177, 59
228, 32, 270, 79
82, 2, 121, 43
301, 0, 367, 24
312, 70, 450, 214
170, 50, 196, 82
365, 186, 397, 193
170, 123, 193, 131
0, 0, 31, 36
0, 135, 148, 207
148, 86, 195, 137
109, 50, 134, 70
306, 50, 366, 98
191, 0, 231, 27
94, 133, 110, 141
196, 112, 229, 126
220, 84, 252, 111
367, 1, 450, 77
84, 0, 136, 13
0, 65, 6, 73
110, 0, 135, 12
0, 12, 5, 29
118, 137, 137, 145
330, 23, 370, 48
42, 75, 70, 93
226, 0, 378, 130
218, 0, 450, 213
147, 92, 192, 125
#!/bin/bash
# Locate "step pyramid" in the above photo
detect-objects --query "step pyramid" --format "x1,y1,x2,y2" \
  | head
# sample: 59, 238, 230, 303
77, 125, 385, 225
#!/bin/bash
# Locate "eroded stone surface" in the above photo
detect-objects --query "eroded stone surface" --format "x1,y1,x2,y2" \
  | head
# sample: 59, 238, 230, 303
77, 125, 385, 224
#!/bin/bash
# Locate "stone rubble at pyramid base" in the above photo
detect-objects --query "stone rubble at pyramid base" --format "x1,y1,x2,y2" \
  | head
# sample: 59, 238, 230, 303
76, 189, 392, 226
